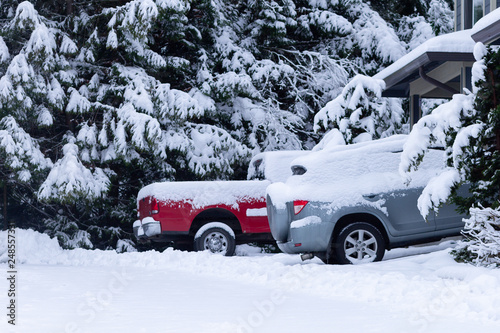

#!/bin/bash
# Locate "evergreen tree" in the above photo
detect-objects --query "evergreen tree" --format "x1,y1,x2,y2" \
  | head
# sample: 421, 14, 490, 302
0, 0, 455, 249
400, 43, 500, 266
313, 74, 406, 143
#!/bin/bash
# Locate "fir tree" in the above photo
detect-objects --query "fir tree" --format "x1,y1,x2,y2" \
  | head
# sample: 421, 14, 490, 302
400, 43, 500, 266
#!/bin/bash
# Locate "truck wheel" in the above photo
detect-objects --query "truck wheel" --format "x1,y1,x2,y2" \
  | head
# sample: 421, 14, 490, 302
194, 223, 236, 256
332, 222, 385, 264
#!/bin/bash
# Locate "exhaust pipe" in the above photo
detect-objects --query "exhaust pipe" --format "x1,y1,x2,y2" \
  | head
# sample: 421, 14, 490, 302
301, 253, 314, 261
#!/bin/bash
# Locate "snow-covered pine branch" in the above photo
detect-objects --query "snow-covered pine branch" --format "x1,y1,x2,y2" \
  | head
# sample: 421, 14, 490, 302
0, 116, 52, 182
399, 43, 489, 218
314, 74, 406, 144
38, 135, 110, 203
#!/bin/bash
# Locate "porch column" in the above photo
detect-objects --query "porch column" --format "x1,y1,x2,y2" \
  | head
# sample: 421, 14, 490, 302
410, 94, 421, 128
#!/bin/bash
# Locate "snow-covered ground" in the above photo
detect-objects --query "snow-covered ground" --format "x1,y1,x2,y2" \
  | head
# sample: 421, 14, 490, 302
1, 229, 500, 333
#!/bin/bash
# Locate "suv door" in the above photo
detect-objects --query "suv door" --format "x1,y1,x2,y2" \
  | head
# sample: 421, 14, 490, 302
434, 185, 468, 232
379, 187, 436, 236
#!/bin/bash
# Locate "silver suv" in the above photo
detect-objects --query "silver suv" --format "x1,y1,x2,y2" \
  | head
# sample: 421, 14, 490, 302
266, 135, 467, 264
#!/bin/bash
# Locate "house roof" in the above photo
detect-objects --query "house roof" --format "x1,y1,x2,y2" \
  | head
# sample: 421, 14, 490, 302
374, 30, 476, 98
471, 7, 500, 44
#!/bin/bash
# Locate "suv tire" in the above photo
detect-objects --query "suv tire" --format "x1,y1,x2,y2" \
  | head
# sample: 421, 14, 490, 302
332, 222, 385, 264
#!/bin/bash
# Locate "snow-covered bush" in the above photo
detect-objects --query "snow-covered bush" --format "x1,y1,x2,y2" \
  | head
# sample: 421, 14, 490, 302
453, 206, 500, 267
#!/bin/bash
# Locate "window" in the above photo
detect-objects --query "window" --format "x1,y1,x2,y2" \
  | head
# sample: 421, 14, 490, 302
473, 0, 484, 24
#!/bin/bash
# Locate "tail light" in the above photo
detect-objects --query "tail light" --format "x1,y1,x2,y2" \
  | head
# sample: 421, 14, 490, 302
151, 198, 159, 215
293, 200, 308, 215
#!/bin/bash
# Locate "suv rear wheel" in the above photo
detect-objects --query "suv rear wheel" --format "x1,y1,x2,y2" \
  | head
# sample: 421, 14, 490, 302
332, 222, 385, 264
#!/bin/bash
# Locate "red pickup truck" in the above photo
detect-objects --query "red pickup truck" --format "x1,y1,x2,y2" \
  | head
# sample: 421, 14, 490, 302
133, 151, 309, 255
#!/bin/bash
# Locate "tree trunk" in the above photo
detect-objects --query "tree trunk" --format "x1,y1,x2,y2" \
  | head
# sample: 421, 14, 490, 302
66, 0, 73, 15
3, 183, 6, 230
497, 128, 500, 202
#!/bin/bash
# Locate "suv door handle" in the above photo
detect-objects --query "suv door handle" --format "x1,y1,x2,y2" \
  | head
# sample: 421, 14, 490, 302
363, 194, 380, 201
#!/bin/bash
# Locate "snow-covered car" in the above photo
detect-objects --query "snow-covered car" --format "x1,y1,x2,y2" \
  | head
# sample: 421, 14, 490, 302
266, 135, 468, 264
133, 150, 310, 256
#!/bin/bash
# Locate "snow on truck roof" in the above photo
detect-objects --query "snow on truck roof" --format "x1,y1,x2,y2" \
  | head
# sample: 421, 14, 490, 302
137, 180, 270, 209
137, 150, 310, 208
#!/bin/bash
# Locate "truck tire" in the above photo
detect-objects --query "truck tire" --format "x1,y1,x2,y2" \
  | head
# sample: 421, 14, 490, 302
194, 222, 236, 256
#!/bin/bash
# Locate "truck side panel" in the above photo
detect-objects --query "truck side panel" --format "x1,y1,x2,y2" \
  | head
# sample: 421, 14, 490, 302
139, 196, 270, 234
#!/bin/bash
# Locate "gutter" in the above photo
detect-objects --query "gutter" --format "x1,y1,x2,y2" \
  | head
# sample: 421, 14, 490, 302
419, 66, 459, 95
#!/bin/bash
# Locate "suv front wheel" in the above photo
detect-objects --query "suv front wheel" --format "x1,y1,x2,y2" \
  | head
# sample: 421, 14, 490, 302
332, 222, 386, 264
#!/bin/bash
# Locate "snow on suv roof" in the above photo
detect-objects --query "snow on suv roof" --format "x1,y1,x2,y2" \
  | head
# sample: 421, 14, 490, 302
267, 135, 446, 209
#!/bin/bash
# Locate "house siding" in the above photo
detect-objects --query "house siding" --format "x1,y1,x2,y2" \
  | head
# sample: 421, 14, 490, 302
457, 0, 462, 30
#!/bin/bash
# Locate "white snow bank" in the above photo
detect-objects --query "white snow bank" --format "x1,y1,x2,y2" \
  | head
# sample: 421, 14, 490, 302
2, 228, 500, 332
0, 229, 64, 264
137, 180, 270, 209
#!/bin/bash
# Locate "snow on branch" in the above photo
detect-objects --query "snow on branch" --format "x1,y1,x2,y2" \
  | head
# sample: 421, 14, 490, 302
417, 168, 461, 218
400, 42, 493, 219
0, 116, 52, 181
6, 54, 34, 84
212, 71, 257, 101
9, 1, 41, 31
59, 35, 78, 55
122, 76, 155, 114
314, 74, 403, 144
66, 88, 92, 114
398, 92, 479, 218
120, 0, 159, 31
156, 0, 189, 12
38, 136, 110, 203
457, 206, 500, 267
185, 124, 250, 177
308, 10, 352, 36
0, 36, 9, 63
23, 23, 59, 72
400, 93, 475, 175
116, 103, 165, 157
350, 2, 405, 65
154, 85, 211, 121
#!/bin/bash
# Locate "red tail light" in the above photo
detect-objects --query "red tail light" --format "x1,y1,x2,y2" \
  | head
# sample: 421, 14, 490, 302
151, 198, 159, 215
293, 200, 308, 215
